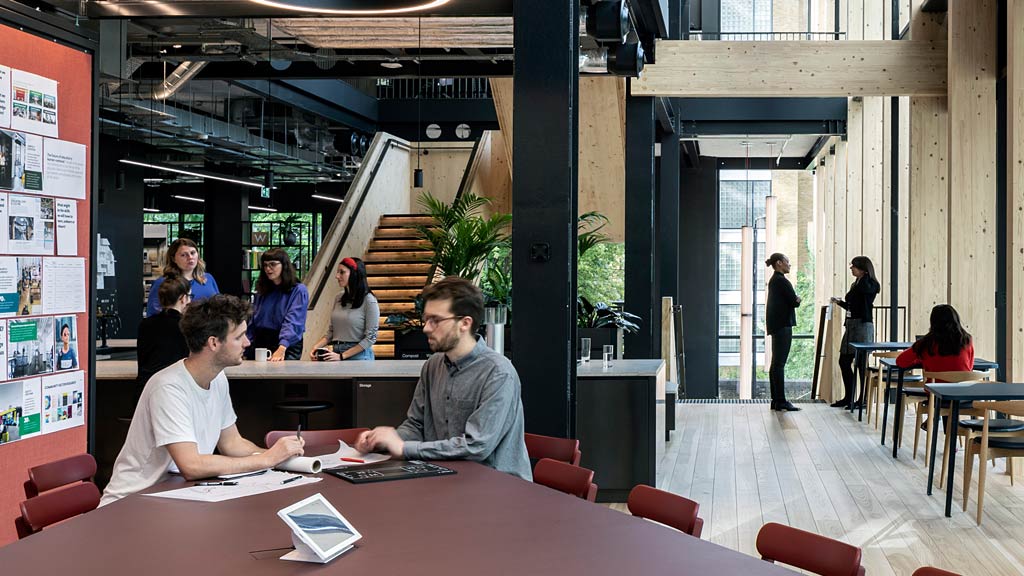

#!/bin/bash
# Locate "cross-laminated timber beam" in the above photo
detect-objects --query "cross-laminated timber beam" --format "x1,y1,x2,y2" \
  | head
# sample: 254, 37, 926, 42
631, 40, 947, 98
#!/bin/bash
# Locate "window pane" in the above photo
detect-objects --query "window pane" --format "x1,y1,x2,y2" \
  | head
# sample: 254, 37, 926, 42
719, 304, 740, 336
719, 243, 741, 291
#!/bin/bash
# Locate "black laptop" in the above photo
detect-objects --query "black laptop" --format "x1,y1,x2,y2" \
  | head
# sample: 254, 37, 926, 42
325, 460, 456, 484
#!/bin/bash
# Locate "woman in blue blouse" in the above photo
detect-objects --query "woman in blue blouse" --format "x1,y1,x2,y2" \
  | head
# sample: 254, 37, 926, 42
56, 322, 77, 370
247, 248, 309, 361
146, 238, 219, 317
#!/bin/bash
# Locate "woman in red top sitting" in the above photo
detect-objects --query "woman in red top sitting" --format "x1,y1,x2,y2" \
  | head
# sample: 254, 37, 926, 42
896, 304, 974, 376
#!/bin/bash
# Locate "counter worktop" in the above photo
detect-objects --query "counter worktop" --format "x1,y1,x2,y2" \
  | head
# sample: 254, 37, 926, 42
96, 359, 666, 381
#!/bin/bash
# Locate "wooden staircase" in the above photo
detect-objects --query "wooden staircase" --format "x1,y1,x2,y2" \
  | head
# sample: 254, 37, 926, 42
366, 214, 435, 359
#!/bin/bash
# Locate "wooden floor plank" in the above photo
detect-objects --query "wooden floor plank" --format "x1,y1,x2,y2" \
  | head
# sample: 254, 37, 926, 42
610, 402, 1024, 576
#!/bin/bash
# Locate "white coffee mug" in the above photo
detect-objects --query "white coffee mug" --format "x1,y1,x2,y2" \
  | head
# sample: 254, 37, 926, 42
255, 347, 271, 362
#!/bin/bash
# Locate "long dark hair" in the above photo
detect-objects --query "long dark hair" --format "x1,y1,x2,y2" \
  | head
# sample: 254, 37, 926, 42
850, 255, 879, 291
339, 257, 372, 309
912, 304, 972, 357
255, 248, 298, 296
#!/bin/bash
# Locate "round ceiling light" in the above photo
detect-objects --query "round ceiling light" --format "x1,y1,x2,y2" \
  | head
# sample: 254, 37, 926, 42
248, 0, 450, 15
380, 61, 403, 69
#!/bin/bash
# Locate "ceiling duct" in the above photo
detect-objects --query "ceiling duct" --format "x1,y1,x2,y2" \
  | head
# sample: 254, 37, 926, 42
133, 61, 208, 101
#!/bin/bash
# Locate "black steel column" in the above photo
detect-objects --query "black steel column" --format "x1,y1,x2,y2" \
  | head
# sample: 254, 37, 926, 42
659, 127, 681, 309
511, 0, 579, 438
624, 92, 657, 360
680, 157, 720, 398
203, 184, 248, 297
996, 75, 1008, 383
889, 0, 900, 341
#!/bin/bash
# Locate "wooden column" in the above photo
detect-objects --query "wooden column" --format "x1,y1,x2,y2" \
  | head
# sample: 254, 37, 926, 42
948, 0, 997, 360
907, 4, 949, 337
846, 100, 864, 266
1008, 0, 1024, 382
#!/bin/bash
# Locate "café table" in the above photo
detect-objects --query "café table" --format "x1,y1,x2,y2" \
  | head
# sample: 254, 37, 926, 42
878, 357, 998, 458
924, 382, 1024, 517
847, 342, 913, 421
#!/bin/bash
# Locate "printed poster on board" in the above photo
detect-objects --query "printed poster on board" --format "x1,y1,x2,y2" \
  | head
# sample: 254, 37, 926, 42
14, 257, 42, 315
0, 130, 43, 193
7, 316, 54, 379
0, 377, 40, 445
7, 193, 54, 254
53, 314, 78, 371
40, 371, 83, 434
0, 257, 20, 316
42, 139, 85, 199
0, 65, 9, 129
10, 69, 57, 138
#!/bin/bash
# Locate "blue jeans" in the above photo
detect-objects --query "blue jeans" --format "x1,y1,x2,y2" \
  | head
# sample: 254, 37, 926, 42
332, 341, 375, 361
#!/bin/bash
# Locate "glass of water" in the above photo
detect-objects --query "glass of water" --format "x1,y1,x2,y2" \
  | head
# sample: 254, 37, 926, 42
580, 338, 592, 363
602, 345, 615, 369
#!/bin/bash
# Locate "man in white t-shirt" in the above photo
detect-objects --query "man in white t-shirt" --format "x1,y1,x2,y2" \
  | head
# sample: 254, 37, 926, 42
100, 294, 305, 506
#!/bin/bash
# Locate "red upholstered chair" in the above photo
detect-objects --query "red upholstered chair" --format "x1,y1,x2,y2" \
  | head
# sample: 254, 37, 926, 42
23, 453, 97, 498
627, 484, 704, 538
17, 454, 101, 539
756, 522, 865, 576
264, 427, 369, 449
533, 458, 594, 500
524, 433, 581, 465
912, 568, 962, 576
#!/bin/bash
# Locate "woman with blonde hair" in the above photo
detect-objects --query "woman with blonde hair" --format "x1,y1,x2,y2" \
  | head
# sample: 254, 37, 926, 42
146, 237, 219, 317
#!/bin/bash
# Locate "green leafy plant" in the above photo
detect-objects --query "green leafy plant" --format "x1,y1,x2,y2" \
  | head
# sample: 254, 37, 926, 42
577, 295, 640, 333
481, 248, 512, 309
416, 191, 511, 283
577, 211, 611, 259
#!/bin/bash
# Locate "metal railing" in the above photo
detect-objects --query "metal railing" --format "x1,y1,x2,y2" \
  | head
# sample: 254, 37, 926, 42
689, 31, 847, 41
376, 77, 492, 100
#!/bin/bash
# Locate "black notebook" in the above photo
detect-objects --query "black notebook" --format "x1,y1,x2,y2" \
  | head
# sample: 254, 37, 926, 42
325, 460, 457, 484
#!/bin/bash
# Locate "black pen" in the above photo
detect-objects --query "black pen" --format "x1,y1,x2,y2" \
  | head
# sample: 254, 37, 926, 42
196, 481, 237, 486
280, 475, 302, 485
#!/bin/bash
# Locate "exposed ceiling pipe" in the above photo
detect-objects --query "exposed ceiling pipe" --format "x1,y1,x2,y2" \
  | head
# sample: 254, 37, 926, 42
135, 60, 208, 100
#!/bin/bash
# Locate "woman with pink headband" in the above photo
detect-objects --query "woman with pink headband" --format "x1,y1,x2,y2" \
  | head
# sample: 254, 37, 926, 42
309, 257, 378, 361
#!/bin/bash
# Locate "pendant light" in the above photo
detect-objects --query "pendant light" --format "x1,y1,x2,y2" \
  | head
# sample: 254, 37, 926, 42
413, 16, 424, 188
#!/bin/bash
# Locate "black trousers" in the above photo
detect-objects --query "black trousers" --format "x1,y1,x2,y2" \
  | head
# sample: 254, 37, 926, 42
769, 327, 792, 403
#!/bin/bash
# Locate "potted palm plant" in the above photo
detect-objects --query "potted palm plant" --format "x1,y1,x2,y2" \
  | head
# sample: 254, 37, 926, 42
415, 191, 512, 283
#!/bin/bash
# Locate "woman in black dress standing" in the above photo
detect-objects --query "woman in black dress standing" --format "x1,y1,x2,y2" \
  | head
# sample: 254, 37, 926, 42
830, 255, 880, 409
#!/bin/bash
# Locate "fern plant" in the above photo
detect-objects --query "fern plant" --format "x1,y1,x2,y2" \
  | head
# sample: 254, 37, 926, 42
415, 191, 511, 284
577, 211, 611, 259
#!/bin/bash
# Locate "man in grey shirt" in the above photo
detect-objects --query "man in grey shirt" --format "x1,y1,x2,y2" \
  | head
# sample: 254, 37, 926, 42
356, 277, 532, 481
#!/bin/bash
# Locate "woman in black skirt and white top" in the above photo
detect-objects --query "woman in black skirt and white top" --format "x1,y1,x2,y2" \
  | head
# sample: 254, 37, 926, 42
309, 257, 379, 361
830, 255, 880, 408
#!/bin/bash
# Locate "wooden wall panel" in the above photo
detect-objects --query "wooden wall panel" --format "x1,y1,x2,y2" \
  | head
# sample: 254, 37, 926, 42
899, 96, 911, 336
1008, 0, 1024, 381
489, 78, 514, 178
948, 0, 998, 360
846, 100, 864, 264
908, 96, 950, 336
408, 142, 474, 207
485, 78, 626, 241
862, 97, 885, 299
468, 131, 512, 217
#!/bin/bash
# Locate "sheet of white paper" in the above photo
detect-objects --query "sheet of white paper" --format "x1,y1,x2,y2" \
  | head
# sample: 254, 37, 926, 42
55, 199, 76, 255
146, 471, 321, 503
319, 440, 391, 469
42, 257, 86, 313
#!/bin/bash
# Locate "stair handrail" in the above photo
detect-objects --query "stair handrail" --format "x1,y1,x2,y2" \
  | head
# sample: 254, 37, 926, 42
305, 133, 412, 308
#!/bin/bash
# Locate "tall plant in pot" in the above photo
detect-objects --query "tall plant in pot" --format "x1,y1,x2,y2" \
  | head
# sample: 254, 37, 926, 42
415, 191, 511, 283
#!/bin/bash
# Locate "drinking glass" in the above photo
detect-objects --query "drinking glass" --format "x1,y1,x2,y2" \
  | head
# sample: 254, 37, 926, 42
580, 337, 592, 363
602, 345, 615, 369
